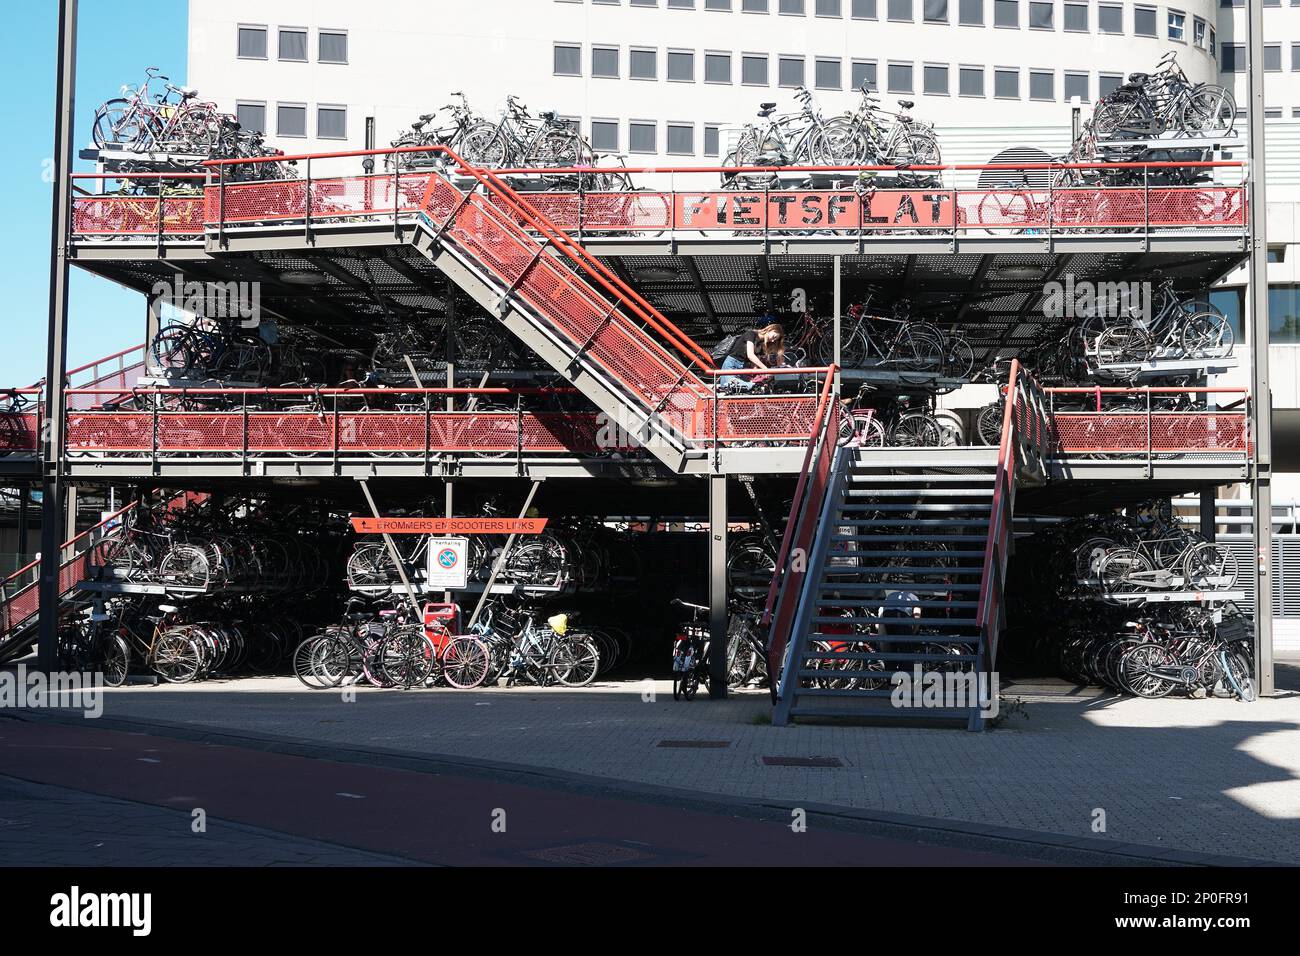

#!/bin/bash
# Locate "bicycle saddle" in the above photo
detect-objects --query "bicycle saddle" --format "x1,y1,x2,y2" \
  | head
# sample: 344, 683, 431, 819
419, 113, 435, 121
897, 99, 914, 109
1127, 72, 1149, 85
540, 110, 556, 120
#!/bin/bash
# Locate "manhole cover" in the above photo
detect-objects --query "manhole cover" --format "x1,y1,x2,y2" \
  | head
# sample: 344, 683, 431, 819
522, 841, 657, 865
761, 755, 844, 768
656, 739, 731, 749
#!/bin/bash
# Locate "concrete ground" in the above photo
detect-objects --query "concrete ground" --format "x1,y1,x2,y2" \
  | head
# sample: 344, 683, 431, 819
4, 662, 1296, 865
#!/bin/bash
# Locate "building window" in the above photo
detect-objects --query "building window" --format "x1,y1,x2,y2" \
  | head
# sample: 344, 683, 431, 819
667, 123, 695, 154
779, 55, 806, 87
923, 63, 950, 93
668, 0, 695, 7
276, 103, 306, 137
1292, 42, 1300, 71
592, 46, 620, 78
1265, 107, 1282, 118
959, 65, 985, 95
237, 25, 267, 59
852, 0, 878, 13
1220, 44, 1244, 72
705, 51, 732, 83
779, 0, 806, 11
1209, 28, 1216, 58
924, 0, 948, 20
1028, 1, 1053, 29
631, 47, 658, 79
667, 49, 696, 81
1098, 3, 1121, 32
1168, 10, 1185, 41
1099, 72, 1122, 96
742, 53, 769, 84
1270, 286, 1300, 343
591, 119, 620, 151
1029, 69, 1054, 99
704, 124, 722, 156
994, 67, 1019, 98
278, 28, 307, 61
743, 0, 769, 9
235, 101, 266, 133
1193, 17, 1206, 47
816, 0, 843, 13
1265, 44, 1283, 72
706, 0, 732, 8
994, 0, 1018, 27
554, 43, 582, 75
1063, 2, 1086, 31
888, 61, 914, 92
319, 30, 347, 63
816, 57, 843, 88
852, 59, 878, 90
631, 0, 658, 5
959, 0, 983, 22
1064, 71, 1088, 101
888, 0, 913, 18
317, 105, 346, 139
629, 120, 657, 153
1134, 6, 1156, 37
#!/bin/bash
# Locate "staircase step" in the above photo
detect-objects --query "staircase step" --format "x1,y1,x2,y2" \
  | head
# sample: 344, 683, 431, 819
818, 599, 980, 609
797, 651, 977, 663
847, 473, 994, 483
808, 631, 978, 643
822, 567, 984, 576
788, 705, 976, 720
839, 503, 993, 513
821, 582, 981, 593
846, 488, 994, 498
812, 615, 978, 626
829, 549, 987, 558
834, 519, 992, 528
792, 688, 978, 705
831, 534, 990, 542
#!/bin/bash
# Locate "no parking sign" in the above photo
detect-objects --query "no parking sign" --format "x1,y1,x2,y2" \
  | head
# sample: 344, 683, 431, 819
426, 537, 468, 589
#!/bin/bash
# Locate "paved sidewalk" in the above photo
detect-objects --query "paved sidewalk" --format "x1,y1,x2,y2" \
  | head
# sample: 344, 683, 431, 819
0, 773, 416, 866
13, 663, 1296, 864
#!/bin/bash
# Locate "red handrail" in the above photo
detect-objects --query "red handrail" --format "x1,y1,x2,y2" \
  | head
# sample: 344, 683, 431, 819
1, 500, 138, 589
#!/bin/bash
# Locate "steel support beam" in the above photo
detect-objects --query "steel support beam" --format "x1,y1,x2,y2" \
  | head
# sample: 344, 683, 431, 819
1246, 0, 1275, 696
1200, 489, 1217, 543
37, 0, 77, 673
833, 255, 842, 392
708, 474, 728, 699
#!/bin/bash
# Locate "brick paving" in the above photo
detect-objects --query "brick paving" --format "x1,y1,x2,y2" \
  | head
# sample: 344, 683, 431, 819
18, 662, 1295, 864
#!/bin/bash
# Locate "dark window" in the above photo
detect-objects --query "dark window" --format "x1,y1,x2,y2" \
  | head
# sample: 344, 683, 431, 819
667, 49, 695, 81
851, 0, 877, 12
1098, 3, 1122, 32
1134, 6, 1156, 37
994, 0, 1018, 26
888, 62, 914, 92
704, 125, 722, 156
743, 0, 769, 9
816, 0, 843, 13
852, 60, 878, 89
779, 56, 806, 86
592, 46, 619, 78
959, 65, 984, 95
1030, 69, 1054, 99
319, 30, 347, 63
1063, 2, 1086, 30
705, 52, 732, 82
276, 103, 306, 136
237, 26, 267, 58
1220, 44, 1244, 72
629, 121, 657, 152
959, 0, 983, 23
924, 0, 948, 20
743, 54, 769, 84
1029, 1, 1053, 29
994, 67, 1019, 97
816, 57, 843, 88
924, 63, 949, 93
554, 43, 582, 75
278, 29, 307, 61
1292, 43, 1300, 71
1099, 73, 1122, 96
667, 123, 695, 154
706, 0, 732, 8
779, 0, 806, 11
591, 120, 620, 151
317, 106, 346, 139
1064, 71, 1088, 102
631, 48, 658, 79
236, 102, 265, 133
1265, 44, 1283, 72
888, 0, 913, 18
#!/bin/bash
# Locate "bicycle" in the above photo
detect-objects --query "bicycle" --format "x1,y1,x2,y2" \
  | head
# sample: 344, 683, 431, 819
1093, 52, 1235, 140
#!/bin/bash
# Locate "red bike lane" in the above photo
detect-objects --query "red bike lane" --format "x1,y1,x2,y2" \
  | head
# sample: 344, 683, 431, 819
0, 717, 1034, 866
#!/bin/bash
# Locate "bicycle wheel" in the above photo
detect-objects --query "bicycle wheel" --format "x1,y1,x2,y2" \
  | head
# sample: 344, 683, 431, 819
92, 99, 140, 149
1094, 324, 1154, 365
551, 639, 599, 687
1180, 87, 1236, 134
727, 541, 776, 606
441, 636, 491, 689
1180, 311, 1233, 360
149, 631, 203, 683
381, 627, 435, 689
726, 623, 759, 687
158, 544, 211, 591
346, 542, 394, 592
943, 334, 975, 380
1119, 643, 1179, 698
1098, 548, 1152, 599
456, 123, 509, 167
1219, 648, 1257, 702
976, 401, 1005, 446
807, 117, 869, 166
889, 412, 942, 447
99, 635, 130, 687
1182, 542, 1238, 590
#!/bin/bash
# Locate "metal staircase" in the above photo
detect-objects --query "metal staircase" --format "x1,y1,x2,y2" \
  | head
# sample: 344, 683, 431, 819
767, 361, 1053, 729
409, 154, 717, 471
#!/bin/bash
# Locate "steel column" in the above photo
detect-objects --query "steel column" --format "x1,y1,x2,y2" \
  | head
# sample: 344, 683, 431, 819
1199, 489, 1217, 543
1246, 0, 1275, 696
832, 255, 842, 393
37, 0, 78, 673
708, 474, 728, 699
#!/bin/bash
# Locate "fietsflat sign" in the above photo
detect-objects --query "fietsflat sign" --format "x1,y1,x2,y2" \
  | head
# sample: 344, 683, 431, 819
350, 517, 548, 534
673, 191, 956, 230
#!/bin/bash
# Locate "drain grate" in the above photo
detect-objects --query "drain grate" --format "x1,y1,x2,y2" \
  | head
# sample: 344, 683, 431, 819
522, 841, 657, 865
761, 755, 845, 768
656, 739, 731, 749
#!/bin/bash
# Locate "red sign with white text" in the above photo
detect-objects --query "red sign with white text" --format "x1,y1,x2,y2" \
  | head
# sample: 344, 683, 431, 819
672, 190, 956, 230
350, 517, 548, 535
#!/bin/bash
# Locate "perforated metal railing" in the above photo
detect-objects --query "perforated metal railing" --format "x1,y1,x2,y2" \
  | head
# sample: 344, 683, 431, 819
0, 501, 137, 656
1047, 387, 1250, 457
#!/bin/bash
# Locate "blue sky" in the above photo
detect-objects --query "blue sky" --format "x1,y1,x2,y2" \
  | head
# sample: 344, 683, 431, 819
0, 1, 187, 385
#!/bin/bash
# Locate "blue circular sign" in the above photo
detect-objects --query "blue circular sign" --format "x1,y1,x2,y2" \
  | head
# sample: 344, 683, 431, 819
437, 548, 459, 569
